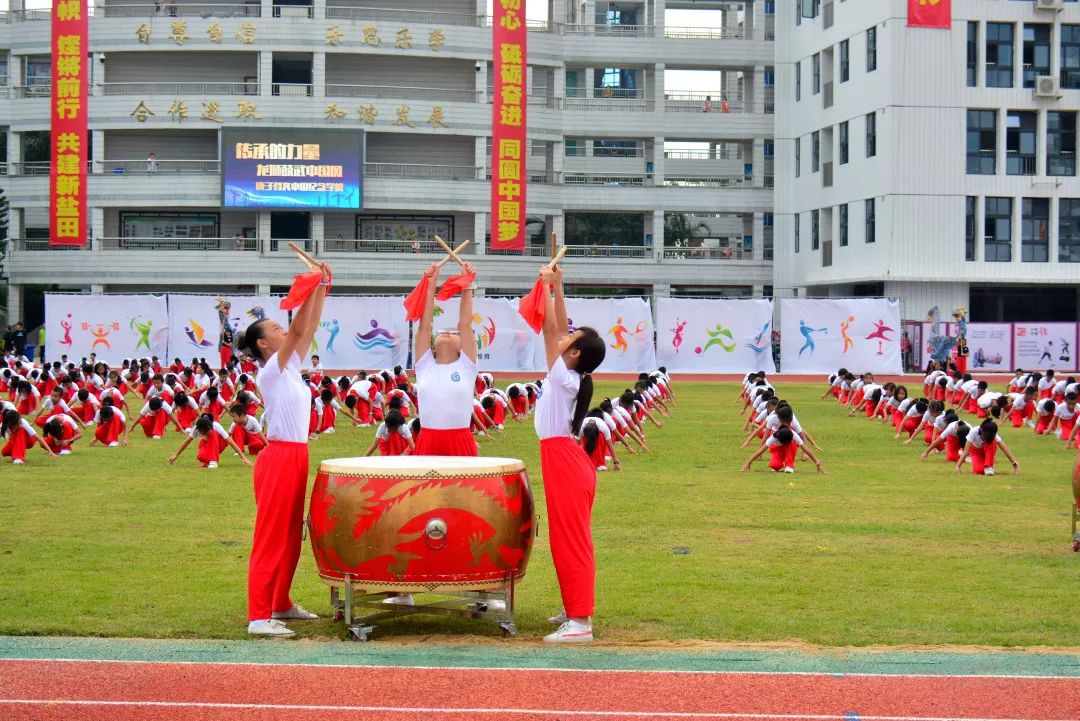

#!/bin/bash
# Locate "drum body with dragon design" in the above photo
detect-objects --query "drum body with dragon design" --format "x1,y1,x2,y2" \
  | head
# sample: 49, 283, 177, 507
309, 456, 535, 593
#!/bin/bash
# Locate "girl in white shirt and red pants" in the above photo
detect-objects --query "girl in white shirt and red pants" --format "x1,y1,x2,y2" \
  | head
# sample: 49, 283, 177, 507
236, 260, 331, 637
534, 264, 607, 644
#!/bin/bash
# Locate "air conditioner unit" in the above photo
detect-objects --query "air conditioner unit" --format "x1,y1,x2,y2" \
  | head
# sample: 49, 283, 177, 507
1036, 0, 1063, 11
1036, 75, 1062, 98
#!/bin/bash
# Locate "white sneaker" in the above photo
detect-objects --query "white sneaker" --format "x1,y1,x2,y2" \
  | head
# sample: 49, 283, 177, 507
1027, 421, 1037, 429
596, 465, 608, 472
59, 450, 72, 456
323, 427, 335, 434
207, 461, 219, 469
12, 459, 23, 465
984, 467, 996, 476
783, 467, 795, 474
272, 604, 318, 621
382, 594, 415, 606
108, 442, 119, 448
247, 619, 295, 637
548, 610, 568, 625
544, 619, 593, 644
152, 436, 161, 440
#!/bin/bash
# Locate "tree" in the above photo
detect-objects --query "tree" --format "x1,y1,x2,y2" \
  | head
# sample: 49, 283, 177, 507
663, 213, 708, 248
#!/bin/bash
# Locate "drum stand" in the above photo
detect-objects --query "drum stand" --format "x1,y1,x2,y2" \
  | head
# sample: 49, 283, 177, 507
1072, 505, 1079, 553
330, 572, 519, 642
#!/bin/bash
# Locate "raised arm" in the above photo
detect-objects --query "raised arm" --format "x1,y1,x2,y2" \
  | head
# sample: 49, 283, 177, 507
457, 261, 478, 364
539, 266, 562, 371
414, 263, 440, 362
278, 262, 331, 372
552, 265, 569, 338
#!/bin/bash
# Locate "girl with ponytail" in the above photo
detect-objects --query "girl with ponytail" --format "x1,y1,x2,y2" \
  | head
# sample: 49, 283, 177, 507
532, 263, 606, 645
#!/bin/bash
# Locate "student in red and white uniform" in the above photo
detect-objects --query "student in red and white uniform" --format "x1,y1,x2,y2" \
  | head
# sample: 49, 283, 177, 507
307, 355, 324, 386
171, 390, 200, 432
1007, 386, 1038, 428
1007, 369, 1028, 394
956, 420, 1020, 476
236, 390, 262, 420
742, 425, 825, 474
314, 387, 356, 434
88, 405, 129, 448
580, 413, 620, 472
920, 413, 968, 463
235, 258, 330, 637
34, 388, 80, 428
385, 384, 412, 419
363, 410, 415, 457
1049, 392, 1079, 442
480, 390, 509, 429
977, 390, 1012, 420
1038, 370, 1056, 400
470, 397, 496, 438
903, 400, 946, 446
1033, 398, 1056, 435
652, 368, 675, 403
130, 396, 183, 439
100, 385, 127, 413
169, 413, 252, 469
347, 373, 376, 426
145, 375, 175, 405
2, 407, 59, 464
14, 381, 41, 416
71, 388, 100, 425
41, 414, 81, 456
198, 386, 226, 421
533, 263, 607, 644
506, 383, 529, 420
412, 261, 481, 457
849, 384, 882, 419
894, 400, 930, 440
600, 397, 646, 452
228, 404, 268, 456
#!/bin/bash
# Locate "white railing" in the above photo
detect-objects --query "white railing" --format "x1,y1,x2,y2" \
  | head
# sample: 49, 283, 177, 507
5, 8, 53, 21
97, 160, 222, 174
564, 98, 655, 112
272, 83, 313, 97
364, 163, 482, 180
564, 173, 648, 186
326, 84, 480, 103
8, 162, 53, 176
664, 148, 743, 160
663, 246, 753, 261
664, 176, 755, 188
325, 5, 480, 25
100, 3, 260, 18
99, 237, 260, 251
273, 4, 312, 17
321, 238, 472, 254
564, 23, 651, 37
13, 85, 52, 99
664, 26, 745, 40
102, 81, 257, 96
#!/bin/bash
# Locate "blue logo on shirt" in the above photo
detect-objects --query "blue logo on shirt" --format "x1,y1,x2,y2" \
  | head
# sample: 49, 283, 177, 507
450, 372, 461, 382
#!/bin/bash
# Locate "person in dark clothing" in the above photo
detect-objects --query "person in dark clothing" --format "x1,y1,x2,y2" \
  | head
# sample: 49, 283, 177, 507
2, 326, 13, 354
12, 323, 28, 358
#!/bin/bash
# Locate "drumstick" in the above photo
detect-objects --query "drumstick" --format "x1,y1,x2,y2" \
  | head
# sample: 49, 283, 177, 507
433, 235, 466, 267
547, 245, 568, 269
434, 239, 471, 269
287, 242, 319, 270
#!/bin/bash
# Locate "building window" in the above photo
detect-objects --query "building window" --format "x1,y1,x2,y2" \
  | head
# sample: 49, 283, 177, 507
812, 131, 820, 172
812, 209, 820, 250
801, 0, 820, 19
812, 53, 821, 94
865, 198, 876, 243
764, 141, 775, 157
1006, 111, 1037, 176
794, 213, 800, 252
984, 196, 1013, 262
764, 1, 775, 14
764, 68, 775, 86
1021, 197, 1049, 262
865, 112, 876, 157
866, 27, 877, 72
839, 203, 849, 247
839, 121, 849, 164
967, 22, 978, 87
1048, 111, 1077, 177
1063, 25, 1080, 89
764, 212, 774, 227
1059, 198, 1080, 262
795, 60, 801, 101
966, 109, 997, 175
795, 137, 801, 178
840, 39, 850, 82
1023, 24, 1051, 89
986, 22, 1014, 88
965, 196, 976, 261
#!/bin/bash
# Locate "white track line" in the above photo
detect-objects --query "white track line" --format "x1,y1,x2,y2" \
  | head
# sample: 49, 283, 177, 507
0, 657, 1076, 681
0, 700, 1068, 721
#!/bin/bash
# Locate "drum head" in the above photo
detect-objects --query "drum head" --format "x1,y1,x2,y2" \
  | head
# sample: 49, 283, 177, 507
318, 455, 525, 478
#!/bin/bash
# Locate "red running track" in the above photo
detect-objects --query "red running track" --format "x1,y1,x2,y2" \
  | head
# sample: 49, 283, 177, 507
1, 659, 1078, 721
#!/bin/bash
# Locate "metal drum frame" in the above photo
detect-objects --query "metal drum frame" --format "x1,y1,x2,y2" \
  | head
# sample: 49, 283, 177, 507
1072, 505, 1079, 553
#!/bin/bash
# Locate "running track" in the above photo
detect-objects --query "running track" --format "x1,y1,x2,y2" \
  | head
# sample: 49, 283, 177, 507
1, 640, 1078, 721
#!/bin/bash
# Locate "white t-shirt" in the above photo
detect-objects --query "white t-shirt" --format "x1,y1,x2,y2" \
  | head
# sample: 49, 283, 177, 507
939, 421, 963, 439
765, 433, 803, 448
228, 416, 262, 435
93, 408, 126, 424
349, 378, 374, 400
977, 392, 1003, 410
534, 357, 580, 440
414, 350, 478, 430
582, 416, 611, 441
375, 422, 412, 440
1039, 377, 1055, 391
1009, 392, 1029, 411
47, 414, 78, 433
933, 414, 949, 431
41, 398, 72, 414
969, 431, 1002, 448
1055, 403, 1077, 421
189, 421, 229, 440
257, 351, 311, 444
139, 400, 173, 416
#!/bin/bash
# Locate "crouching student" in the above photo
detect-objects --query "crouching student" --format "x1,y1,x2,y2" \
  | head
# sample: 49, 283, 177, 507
580, 412, 620, 472
88, 404, 129, 448
956, 420, 1020, 476
363, 410, 415, 456
228, 404, 268, 456
42, 414, 81, 456
920, 412, 968, 462
2, 408, 58, 464
169, 413, 253, 469
741, 425, 825, 474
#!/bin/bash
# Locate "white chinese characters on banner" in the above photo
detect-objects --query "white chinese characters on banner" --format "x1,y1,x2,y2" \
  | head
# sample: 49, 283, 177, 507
434, 296, 540, 372
1013, 323, 1078, 372
45, 294, 170, 365
656, 298, 775, 372
314, 296, 408, 371
779, 299, 902, 374
965, 323, 1012, 372
166, 295, 287, 364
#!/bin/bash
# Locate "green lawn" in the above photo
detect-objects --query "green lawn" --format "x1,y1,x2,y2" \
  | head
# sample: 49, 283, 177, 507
1, 381, 1077, 647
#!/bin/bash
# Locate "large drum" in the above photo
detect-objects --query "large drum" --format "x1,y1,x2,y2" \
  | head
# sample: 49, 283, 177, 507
309, 456, 535, 593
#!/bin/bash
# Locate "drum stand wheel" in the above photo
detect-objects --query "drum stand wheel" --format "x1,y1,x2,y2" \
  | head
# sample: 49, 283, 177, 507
330, 573, 520, 642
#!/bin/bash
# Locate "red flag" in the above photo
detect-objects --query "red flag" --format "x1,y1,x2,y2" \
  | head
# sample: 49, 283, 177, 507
49, 0, 88, 246
403, 276, 430, 322
490, 0, 527, 250
908, 0, 950, 29
518, 278, 547, 334
279, 270, 326, 311
436, 272, 476, 301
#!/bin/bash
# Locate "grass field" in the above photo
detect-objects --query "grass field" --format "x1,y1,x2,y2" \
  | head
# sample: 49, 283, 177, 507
1, 380, 1078, 647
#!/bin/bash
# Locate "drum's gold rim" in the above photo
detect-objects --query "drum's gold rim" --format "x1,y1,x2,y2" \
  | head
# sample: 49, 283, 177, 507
317, 456, 526, 478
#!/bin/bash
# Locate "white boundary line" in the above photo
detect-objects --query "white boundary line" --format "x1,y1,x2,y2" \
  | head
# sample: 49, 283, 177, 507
0, 700, 1069, 721
0, 657, 1076, 681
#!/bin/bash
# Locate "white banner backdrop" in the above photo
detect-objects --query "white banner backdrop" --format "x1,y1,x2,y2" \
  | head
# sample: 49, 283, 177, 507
966, 323, 1012, 372
552, 297, 657, 373
45, 294, 170, 365
314, 296, 409, 371
780, 299, 902, 374
1013, 323, 1078, 372
433, 296, 541, 372
656, 298, 775, 372
166, 295, 287, 362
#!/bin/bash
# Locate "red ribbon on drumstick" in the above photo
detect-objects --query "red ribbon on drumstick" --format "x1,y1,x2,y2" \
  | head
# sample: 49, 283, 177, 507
518, 237, 568, 334
403, 239, 472, 321
280, 242, 330, 311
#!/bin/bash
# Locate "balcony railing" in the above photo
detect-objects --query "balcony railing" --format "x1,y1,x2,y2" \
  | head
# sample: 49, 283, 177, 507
100, 237, 261, 251
326, 84, 480, 103
564, 97, 654, 112
1006, 153, 1037, 176
664, 26, 744, 40
564, 245, 649, 259
663, 247, 753, 261
102, 81, 258, 96
321, 238, 473, 254
4, 8, 53, 20
8, 162, 53, 176
664, 148, 743, 160
272, 83, 313, 97
14, 239, 88, 251
564, 173, 648, 186
98, 160, 223, 174
1049, 152, 1077, 177
100, 3, 260, 18
273, 4, 312, 17
664, 176, 755, 188
481, 16, 549, 32
565, 23, 650, 37
325, 5, 480, 26
364, 163, 482, 180
13, 85, 52, 99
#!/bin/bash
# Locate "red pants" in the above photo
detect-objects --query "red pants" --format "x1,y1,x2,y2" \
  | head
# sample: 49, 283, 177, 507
486, 403, 506, 427
248, 441, 309, 621
839, 391, 849, 404
1010, 404, 1033, 428
204, 400, 225, 422
934, 387, 946, 402
75, 403, 96, 423
196, 433, 228, 467
378, 432, 409, 456
318, 407, 336, 433
955, 355, 968, 375
2, 428, 36, 461
581, 437, 608, 469
1035, 415, 1052, 435
510, 396, 527, 417
413, 427, 478, 457
34, 410, 63, 428
232, 427, 266, 455
540, 437, 596, 619
945, 435, 961, 462
220, 345, 233, 370
177, 407, 198, 431
923, 424, 935, 445
902, 416, 919, 436
139, 411, 168, 438
768, 444, 798, 471
45, 425, 76, 454
970, 442, 998, 475
892, 409, 904, 430
354, 398, 372, 424
1060, 417, 1077, 441
864, 403, 876, 419
94, 417, 123, 445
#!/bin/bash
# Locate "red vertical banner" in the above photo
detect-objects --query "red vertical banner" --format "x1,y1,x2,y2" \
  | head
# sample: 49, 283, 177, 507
907, 0, 951, 29
490, 0, 527, 251
49, 0, 89, 246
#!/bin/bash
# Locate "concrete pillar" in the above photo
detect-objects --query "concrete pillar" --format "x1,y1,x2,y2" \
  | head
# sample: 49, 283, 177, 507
1036, 109, 1047, 177
652, 0, 665, 34
6, 284, 22, 323
91, 129, 105, 175
553, 61, 565, 101
584, 63, 594, 99
752, 284, 764, 298
259, 51, 273, 97
256, 284, 271, 295
1012, 194, 1022, 264
260, 0, 272, 20
653, 62, 664, 110
752, 138, 765, 185
90, 284, 104, 294
90, 206, 104, 249
312, 51, 325, 98
1052, 21, 1063, 84
550, 214, 565, 246
651, 134, 664, 185
752, 212, 764, 261
8, 54, 21, 91
311, 212, 324, 255
91, 53, 105, 96
551, 140, 564, 182
313, 0, 325, 20
7, 128, 21, 170
8, 206, 23, 240
651, 209, 664, 260
549, 0, 566, 30
474, 0, 485, 24
257, 211, 272, 254
1050, 196, 1060, 264
474, 135, 487, 175
651, 281, 670, 331
476, 58, 488, 103
474, 211, 487, 255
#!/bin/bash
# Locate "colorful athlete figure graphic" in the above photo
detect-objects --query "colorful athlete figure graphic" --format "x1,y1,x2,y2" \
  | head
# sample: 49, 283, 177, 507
671, 318, 688, 353
840, 316, 855, 353
90, 324, 112, 350
609, 317, 631, 353
865, 320, 896, 356
59, 314, 73, 347
354, 319, 395, 351
798, 320, 828, 357
696, 324, 736, 354
322, 319, 340, 353
185, 319, 215, 348
745, 321, 772, 354
472, 313, 496, 350
130, 316, 153, 351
